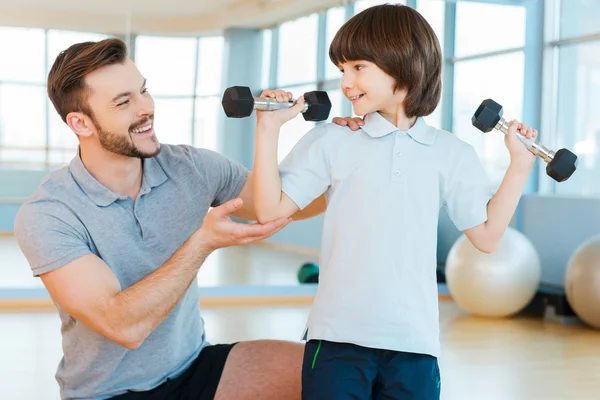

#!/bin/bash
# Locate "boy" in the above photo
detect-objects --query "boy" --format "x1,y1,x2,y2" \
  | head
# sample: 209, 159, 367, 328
253, 4, 537, 399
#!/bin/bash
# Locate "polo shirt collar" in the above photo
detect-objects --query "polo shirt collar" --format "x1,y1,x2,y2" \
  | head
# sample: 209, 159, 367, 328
361, 112, 436, 145
69, 148, 168, 207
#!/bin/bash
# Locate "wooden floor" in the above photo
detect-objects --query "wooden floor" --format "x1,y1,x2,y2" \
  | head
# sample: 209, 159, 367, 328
2, 237, 600, 399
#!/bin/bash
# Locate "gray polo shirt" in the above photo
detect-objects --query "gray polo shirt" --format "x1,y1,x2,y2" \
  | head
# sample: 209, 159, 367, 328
14, 144, 248, 400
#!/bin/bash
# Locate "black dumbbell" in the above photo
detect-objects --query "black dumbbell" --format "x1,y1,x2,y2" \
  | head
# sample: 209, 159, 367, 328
222, 86, 332, 122
472, 99, 578, 182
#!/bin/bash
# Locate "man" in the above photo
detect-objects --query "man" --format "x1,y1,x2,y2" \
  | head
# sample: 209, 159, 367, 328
14, 37, 349, 400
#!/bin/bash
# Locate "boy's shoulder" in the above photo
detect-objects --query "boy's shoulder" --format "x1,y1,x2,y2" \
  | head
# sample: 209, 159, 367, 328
296, 122, 356, 147
316, 122, 357, 137
426, 124, 480, 163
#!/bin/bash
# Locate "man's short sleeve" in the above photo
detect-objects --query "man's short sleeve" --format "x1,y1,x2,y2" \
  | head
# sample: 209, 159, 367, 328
187, 147, 249, 207
279, 124, 331, 210
443, 144, 492, 231
14, 202, 92, 277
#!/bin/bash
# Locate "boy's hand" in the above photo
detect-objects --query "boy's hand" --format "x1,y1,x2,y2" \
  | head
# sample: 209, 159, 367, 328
332, 116, 365, 131
505, 119, 537, 168
256, 89, 306, 129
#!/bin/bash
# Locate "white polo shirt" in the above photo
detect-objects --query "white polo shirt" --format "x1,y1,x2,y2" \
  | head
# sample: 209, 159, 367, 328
280, 112, 491, 357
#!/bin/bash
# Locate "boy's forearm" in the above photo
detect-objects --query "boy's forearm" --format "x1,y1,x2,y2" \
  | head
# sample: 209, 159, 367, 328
482, 161, 533, 249
253, 123, 285, 222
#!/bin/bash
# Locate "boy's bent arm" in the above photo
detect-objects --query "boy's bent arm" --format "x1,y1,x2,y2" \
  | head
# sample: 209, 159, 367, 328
464, 163, 531, 253
253, 123, 300, 223
464, 120, 537, 253
233, 172, 325, 222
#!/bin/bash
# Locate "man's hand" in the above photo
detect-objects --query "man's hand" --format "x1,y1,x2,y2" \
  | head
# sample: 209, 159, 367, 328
332, 116, 364, 131
198, 198, 291, 252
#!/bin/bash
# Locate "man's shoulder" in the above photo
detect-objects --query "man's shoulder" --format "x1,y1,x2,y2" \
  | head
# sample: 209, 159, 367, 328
20, 165, 73, 207
15, 167, 83, 236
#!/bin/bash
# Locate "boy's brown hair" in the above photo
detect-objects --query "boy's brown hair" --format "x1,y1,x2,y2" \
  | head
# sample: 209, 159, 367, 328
329, 4, 442, 118
47, 38, 128, 122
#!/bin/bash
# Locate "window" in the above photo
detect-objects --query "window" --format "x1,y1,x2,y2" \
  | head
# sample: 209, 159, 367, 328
0, 30, 225, 167
559, 0, 600, 40
135, 35, 224, 151
278, 85, 317, 163
47, 30, 110, 165
197, 37, 224, 96
194, 96, 221, 150
0, 28, 45, 83
152, 98, 194, 146
261, 29, 273, 89
453, 52, 525, 188
455, 2, 525, 58
417, 0, 445, 129
47, 30, 109, 75
277, 14, 318, 86
353, 0, 404, 15
450, 1, 527, 189
135, 36, 197, 96
0, 28, 46, 166
417, 0, 445, 55
553, 41, 600, 196
0, 85, 47, 165
325, 7, 346, 79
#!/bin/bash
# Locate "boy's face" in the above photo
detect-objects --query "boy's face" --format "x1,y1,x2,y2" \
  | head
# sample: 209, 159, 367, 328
338, 60, 406, 118
76, 59, 160, 158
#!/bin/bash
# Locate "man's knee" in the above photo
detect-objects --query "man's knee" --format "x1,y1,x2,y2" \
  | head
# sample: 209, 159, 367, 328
215, 340, 303, 400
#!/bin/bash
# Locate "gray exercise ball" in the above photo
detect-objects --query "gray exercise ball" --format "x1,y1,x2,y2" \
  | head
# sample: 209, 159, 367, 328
565, 235, 600, 329
445, 227, 541, 318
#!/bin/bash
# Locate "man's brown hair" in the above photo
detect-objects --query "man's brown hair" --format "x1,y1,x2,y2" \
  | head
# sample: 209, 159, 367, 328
329, 4, 442, 118
47, 38, 128, 122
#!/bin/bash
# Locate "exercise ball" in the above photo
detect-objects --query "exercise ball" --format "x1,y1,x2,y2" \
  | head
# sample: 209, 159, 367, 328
298, 262, 319, 284
445, 227, 541, 317
565, 235, 600, 329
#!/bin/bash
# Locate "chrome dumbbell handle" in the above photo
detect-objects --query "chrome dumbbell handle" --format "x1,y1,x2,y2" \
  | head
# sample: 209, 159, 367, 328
495, 117, 555, 163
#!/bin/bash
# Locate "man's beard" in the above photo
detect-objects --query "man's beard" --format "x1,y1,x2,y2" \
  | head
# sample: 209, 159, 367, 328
91, 113, 160, 159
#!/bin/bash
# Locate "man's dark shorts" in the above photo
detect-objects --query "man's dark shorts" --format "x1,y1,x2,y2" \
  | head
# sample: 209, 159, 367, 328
110, 343, 237, 400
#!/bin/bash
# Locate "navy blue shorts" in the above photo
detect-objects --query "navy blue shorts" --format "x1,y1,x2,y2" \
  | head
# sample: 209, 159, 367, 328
302, 340, 441, 400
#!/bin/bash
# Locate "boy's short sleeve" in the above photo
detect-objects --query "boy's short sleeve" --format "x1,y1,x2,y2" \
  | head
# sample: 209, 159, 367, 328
279, 124, 331, 210
443, 144, 492, 231
14, 203, 92, 277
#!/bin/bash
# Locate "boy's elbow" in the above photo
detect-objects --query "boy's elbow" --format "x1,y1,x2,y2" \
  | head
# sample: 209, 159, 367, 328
472, 235, 499, 254
254, 209, 273, 225
475, 242, 497, 254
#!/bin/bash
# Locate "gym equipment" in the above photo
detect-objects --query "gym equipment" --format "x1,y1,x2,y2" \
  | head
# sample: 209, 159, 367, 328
445, 227, 541, 318
565, 235, 600, 329
221, 86, 332, 122
297, 262, 319, 284
472, 99, 578, 182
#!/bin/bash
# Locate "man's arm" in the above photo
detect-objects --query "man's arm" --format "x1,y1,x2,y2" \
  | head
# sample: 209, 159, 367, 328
40, 198, 290, 350
41, 233, 209, 350
231, 172, 326, 222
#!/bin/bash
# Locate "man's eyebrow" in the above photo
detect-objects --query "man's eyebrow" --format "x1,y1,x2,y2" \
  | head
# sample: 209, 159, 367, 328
111, 78, 147, 103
